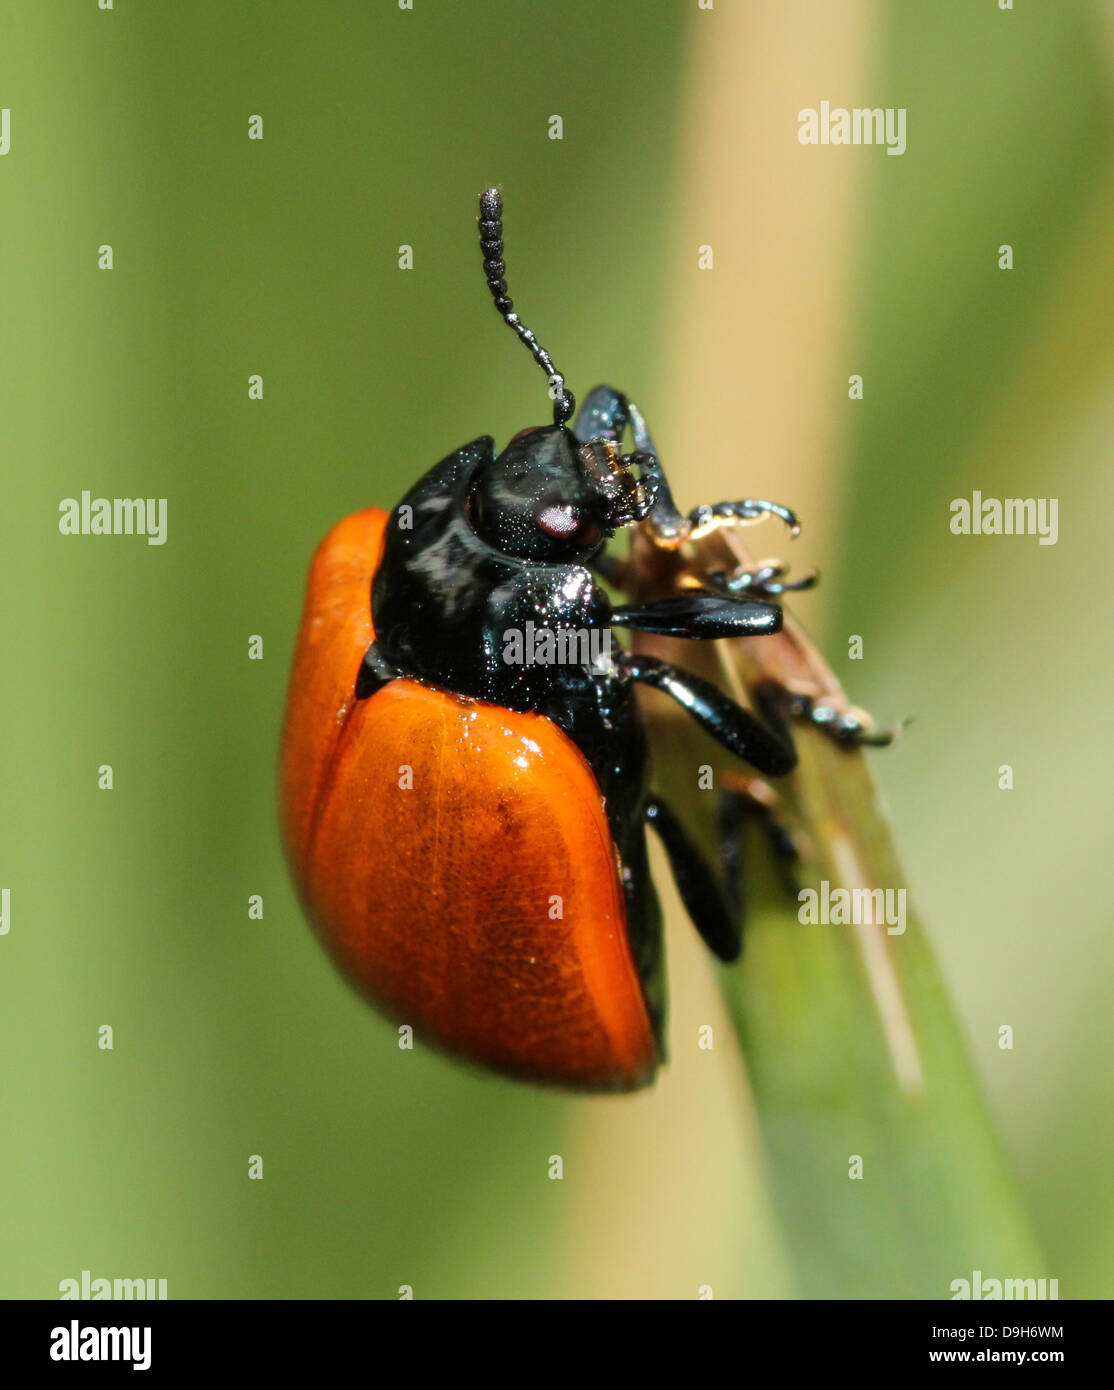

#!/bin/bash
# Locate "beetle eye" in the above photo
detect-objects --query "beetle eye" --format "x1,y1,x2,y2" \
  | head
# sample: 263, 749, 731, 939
537, 504, 580, 538
510, 426, 541, 444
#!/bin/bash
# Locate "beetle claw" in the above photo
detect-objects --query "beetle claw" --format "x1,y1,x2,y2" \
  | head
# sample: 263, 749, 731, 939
684, 499, 802, 542
788, 694, 904, 748
701, 560, 819, 600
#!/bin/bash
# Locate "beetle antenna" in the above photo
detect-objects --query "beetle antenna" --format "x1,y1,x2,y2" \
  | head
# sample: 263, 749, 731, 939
478, 188, 575, 427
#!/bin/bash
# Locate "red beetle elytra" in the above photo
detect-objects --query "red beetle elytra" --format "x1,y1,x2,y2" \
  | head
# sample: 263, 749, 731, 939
280, 190, 833, 1091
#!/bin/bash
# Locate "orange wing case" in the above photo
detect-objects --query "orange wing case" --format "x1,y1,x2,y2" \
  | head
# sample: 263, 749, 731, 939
280, 507, 657, 1090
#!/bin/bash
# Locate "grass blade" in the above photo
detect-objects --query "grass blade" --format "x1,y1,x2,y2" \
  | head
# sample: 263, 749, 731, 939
629, 527, 1046, 1298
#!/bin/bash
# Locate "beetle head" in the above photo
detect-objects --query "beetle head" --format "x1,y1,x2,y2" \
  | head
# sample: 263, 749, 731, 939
471, 425, 656, 562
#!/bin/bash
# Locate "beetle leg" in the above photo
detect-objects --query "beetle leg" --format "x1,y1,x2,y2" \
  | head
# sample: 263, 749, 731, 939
575, 386, 805, 552
714, 787, 802, 954
611, 592, 783, 639
572, 384, 635, 446
644, 787, 801, 963
645, 796, 740, 962
720, 781, 799, 887
717, 789, 745, 940
355, 641, 402, 700
621, 653, 797, 778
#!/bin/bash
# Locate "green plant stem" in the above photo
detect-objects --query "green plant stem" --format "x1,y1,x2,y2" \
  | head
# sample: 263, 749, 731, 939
629, 529, 1045, 1298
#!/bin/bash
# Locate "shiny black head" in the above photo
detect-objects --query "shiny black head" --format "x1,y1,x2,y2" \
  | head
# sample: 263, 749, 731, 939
471, 424, 656, 562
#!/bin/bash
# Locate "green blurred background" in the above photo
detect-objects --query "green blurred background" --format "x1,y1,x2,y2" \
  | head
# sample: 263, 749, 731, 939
1, 0, 1111, 1298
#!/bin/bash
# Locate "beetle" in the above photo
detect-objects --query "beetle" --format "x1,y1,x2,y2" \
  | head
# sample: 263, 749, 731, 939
281, 189, 857, 1092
